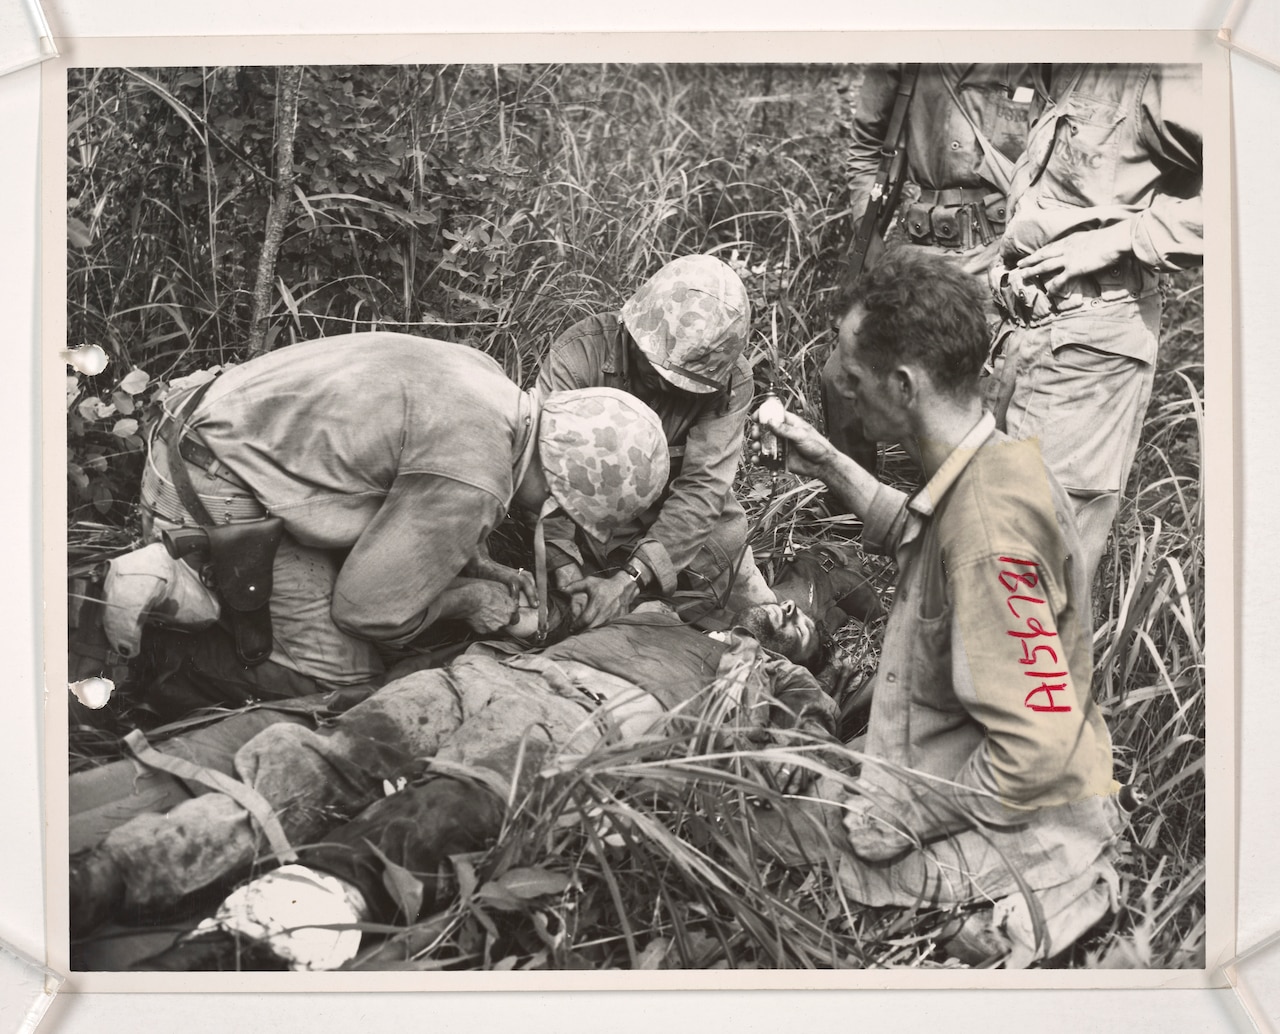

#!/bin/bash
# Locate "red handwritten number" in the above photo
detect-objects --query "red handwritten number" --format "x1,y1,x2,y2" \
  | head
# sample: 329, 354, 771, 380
1017, 642, 1059, 666
998, 570, 1040, 593
1005, 593, 1047, 619
1006, 617, 1057, 640
997, 558, 1071, 713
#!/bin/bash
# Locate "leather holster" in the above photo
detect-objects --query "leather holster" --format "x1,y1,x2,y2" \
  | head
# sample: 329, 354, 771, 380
163, 517, 285, 666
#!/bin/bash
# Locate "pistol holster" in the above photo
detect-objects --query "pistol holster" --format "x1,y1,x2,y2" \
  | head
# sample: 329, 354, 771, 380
162, 517, 285, 667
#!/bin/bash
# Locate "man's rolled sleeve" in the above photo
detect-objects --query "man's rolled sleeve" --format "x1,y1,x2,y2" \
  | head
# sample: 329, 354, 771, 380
859, 483, 911, 556
628, 537, 679, 595
1131, 194, 1202, 272
762, 654, 839, 737
331, 473, 505, 646
1132, 64, 1202, 272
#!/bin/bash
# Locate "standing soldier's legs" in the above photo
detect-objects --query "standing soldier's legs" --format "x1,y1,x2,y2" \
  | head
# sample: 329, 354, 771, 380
994, 298, 1161, 582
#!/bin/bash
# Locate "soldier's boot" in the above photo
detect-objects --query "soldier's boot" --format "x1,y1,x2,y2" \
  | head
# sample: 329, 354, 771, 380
135, 928, 291, 972
69, 848, 125, 939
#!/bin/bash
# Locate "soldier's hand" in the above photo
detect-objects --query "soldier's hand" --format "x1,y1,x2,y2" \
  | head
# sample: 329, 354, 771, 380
1014, 223, 1133, 297
465, 553, 536, 604
561, 571, 639, 631
752, 406, 839, 479
552, 562, 590, 625
458, 580, 520, 634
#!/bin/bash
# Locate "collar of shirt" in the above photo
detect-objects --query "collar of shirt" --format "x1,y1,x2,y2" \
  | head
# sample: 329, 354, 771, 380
899, 411, 997, 550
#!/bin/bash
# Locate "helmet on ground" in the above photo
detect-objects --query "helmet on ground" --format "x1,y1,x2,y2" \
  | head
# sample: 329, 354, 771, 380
103, 542, 221, 658
620, 254, 750, 394
538, 387, 670, 544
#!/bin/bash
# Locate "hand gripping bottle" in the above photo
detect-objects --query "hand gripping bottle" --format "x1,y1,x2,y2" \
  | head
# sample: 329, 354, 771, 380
756, 391, 789, 472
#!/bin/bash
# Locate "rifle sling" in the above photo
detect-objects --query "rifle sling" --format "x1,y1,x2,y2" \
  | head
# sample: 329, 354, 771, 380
849, 63, 920, 279
938, 72, 1015, 197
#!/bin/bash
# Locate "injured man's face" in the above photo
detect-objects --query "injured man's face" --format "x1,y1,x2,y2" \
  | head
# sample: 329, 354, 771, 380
736, 600, 820, 668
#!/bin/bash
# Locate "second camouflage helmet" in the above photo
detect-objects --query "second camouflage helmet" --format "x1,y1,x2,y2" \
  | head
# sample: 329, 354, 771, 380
620, 254, 750, 394
537, 387, 670, 544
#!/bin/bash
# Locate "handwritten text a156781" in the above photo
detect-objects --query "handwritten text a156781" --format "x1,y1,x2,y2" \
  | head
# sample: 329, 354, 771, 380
999, 556, 1072, 714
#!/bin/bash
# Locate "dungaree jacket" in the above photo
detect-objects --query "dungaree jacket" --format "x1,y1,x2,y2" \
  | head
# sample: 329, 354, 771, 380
536, 313, 753, 593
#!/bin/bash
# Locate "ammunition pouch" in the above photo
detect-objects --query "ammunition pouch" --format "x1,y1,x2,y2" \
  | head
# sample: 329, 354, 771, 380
162, 518, 285, 667
904, 188, 1007, 251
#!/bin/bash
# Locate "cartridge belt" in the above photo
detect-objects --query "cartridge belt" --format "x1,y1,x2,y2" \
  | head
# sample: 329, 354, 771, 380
904, 187, 1008, 251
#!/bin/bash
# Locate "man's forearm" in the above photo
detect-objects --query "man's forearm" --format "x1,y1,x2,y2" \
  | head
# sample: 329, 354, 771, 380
431, 576, 493, 623
814, 450, 884, 518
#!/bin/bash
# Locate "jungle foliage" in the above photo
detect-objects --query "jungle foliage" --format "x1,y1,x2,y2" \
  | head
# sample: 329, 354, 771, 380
66, 63, 1206, 971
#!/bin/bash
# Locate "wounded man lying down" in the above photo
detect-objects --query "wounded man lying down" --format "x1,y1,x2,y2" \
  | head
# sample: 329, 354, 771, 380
71, 599, 836, 964
71, 603, 1125, 972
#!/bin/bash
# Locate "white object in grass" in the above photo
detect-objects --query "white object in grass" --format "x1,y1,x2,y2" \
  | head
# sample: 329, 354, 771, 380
195, 864, 368, 971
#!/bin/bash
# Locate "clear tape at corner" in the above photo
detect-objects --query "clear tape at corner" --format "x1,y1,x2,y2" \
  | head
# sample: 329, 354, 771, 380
1219, 0, 1280, 74
0, 0, 56, 79
1224, 930, 1280, 1033
0, 936, 62, 1034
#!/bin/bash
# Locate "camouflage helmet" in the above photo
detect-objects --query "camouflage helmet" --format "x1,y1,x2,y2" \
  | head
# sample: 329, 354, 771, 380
620, 255, 750, 394
538, 388, 670, 544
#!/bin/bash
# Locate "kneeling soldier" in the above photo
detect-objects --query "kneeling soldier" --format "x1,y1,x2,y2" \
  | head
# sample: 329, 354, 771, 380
102, 334, 669, 717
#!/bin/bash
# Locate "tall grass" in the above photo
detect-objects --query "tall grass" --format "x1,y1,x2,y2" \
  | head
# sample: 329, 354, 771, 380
67, 64, 1206, 969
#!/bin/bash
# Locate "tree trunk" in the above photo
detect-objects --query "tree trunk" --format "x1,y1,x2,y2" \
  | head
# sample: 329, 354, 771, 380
246, 65, 304, 355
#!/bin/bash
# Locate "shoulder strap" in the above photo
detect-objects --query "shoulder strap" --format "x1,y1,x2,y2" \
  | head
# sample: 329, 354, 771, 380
124, 728, 299, 864
938, 72, 1016, 197
162, 379, 218, 526
883, 63, 921, 160
848, 63, 921, 280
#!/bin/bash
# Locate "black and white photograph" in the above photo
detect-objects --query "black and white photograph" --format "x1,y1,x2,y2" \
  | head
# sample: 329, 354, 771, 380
45, 35, 1233, 989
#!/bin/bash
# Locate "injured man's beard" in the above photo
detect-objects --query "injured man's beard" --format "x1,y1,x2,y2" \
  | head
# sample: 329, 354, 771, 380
734, 601, 821, 670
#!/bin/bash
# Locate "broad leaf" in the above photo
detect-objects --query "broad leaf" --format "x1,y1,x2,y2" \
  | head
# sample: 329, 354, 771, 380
494, 867, 571, 900
450, 853, 479, 905
119, 368, 150, 395
473, 880, 525, 912
364, 839, 424, 922
76, 397, 102, 422
91, 483, 113, 514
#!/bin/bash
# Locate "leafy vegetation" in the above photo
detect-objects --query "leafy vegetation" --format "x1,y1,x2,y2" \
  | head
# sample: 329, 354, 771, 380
66, 63, 1205, 970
